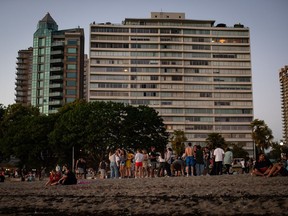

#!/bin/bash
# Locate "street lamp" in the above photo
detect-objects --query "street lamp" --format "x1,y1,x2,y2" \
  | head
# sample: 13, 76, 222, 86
72, 146, 75, 171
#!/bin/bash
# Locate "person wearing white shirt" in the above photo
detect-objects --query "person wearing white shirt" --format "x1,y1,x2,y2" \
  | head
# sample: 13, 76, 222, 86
134, 149, 144, 178
213, 145, 225, 175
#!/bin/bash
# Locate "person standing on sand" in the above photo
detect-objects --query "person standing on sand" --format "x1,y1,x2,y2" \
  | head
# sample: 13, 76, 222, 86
125, 150, 134, 178
184, 142, 195, 176
223, 148, 233, 174
195, 145, 204, 176
142, 149, 149, 178
157, 151, 166, 177
149, 146, 158, 178
164, 148, 173, 177
109, 150, 119, 179
118, 149, 126, 179
134, 149, 144, 178
213, 144, 224, 175
203, 146, 211, 175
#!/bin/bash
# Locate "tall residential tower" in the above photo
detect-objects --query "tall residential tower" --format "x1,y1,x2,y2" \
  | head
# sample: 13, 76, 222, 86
30, 13, 85, 114
88, 12, 254, 153
279, 65, 288, 144
15, 47, 33, 106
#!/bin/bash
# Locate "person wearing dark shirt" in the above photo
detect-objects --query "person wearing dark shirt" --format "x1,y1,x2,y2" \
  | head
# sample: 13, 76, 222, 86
149, 146, 158, 178
252, 153, 273, 176
195, 145, 204, 176
53, 164, 77, 185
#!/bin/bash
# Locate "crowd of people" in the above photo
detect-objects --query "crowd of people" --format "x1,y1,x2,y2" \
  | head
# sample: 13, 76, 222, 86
1, 144, 288, 185
102, 144, 288, 179
102, 144, 245, 179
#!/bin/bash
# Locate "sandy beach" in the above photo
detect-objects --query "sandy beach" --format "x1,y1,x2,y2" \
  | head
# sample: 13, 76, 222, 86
1, 174, 288, 215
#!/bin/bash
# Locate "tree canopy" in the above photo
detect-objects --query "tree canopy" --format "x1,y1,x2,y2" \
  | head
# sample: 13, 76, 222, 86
0, 101, 169, 170
251, 119, 274, 156
170, 130, 187, 157
205, 133, 225, 149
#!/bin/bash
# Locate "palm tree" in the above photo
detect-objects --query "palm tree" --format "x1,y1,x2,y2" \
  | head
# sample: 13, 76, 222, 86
206, 133, 225, 149
250, 119, 274, 156
170, 130, 187, 157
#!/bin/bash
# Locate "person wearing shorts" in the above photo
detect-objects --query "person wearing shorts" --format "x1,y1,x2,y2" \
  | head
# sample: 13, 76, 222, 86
185, 142, 194, 176
134, 149, 144, 178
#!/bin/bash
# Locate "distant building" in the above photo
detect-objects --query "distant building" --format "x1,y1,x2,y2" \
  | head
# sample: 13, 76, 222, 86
15, 47, 33, 106
279, 65, 288, 144
30, 13, 85, 114
88, 12, 254, 153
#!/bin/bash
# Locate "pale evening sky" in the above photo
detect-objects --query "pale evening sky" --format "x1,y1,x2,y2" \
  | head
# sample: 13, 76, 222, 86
0, 0, 287, 141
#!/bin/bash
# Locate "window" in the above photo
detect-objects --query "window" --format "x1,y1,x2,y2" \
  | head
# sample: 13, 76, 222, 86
66, 98, 76, 103
67, 56, 77, 62
66, 89, 76, 95
67, 40, 77, 45
67, 48, 77, 54
67, 64, 76, 70
172, 76, 182, 81
66, 80, 77, 86
67, 72, 77, 78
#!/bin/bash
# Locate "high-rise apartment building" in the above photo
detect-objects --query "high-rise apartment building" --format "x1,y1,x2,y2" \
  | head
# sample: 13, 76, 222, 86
15, 47, 33, 106
279, 66, 288, 144
88, 12, 253, 152
30, 13, 85, 114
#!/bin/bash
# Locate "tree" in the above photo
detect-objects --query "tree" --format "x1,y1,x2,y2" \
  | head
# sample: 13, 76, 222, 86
0, 104, 54, 169
230, 143, 249, 159
170, 130, 187, 156
49, 101, 169, 168
206, 133, 225, 149
251, 119, 274, 155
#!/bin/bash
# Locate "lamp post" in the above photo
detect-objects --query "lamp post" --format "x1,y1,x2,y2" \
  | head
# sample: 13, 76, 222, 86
72, 146, 75, 171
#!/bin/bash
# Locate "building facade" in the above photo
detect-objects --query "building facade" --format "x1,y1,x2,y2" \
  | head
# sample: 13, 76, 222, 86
87, 12, 253, 152
30, 13, 85, 114
15, 47, 33, 106
279, 66, 288, 144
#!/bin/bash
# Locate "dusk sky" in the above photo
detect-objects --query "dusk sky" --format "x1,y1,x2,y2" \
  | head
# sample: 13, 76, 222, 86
0, 0, 287, 141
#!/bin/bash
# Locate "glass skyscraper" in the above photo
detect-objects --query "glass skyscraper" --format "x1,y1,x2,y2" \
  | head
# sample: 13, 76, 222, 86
31, 13, 85, 114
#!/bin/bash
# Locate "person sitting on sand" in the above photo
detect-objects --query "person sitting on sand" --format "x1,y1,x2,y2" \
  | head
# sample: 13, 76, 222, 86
52, 164, 77, 185
266, 160, 288, 177
45, 169, 62, 186
252, 153, 273, 176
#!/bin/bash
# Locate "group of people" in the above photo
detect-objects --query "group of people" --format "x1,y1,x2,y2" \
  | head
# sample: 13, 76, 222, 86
102, 144, 288, 179
252, 152, 288, 177
107, 147, 174, 179
104, 143, 231, 179
45, 164, 77, 186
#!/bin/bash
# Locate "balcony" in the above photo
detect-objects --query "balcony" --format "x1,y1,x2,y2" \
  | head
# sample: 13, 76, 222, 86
50, 83, 63, 89
50, 67, 63, 72
49, 100, 62, 105
49, 92, 63, 97
51, 41, 64, 47
50, 59, 63, 63
50, 75, 63, 80
48, 109, 58, 114
51, 50, 64, 55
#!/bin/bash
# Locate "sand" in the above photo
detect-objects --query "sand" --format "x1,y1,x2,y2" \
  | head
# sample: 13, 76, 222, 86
0, 174, 288, 215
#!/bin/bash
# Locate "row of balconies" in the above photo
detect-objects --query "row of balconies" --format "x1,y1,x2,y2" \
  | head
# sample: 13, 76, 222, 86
50, 75, 63, 80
